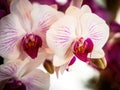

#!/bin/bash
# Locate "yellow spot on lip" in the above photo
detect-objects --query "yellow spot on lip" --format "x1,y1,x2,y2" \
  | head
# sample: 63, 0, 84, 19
25, 36, 37, 48
75, 45, 85, 54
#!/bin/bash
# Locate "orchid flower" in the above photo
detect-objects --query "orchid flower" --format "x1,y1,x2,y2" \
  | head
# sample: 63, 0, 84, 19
0, 0, 63, 60
46, 5, 109, 68
0, 59, 50, 90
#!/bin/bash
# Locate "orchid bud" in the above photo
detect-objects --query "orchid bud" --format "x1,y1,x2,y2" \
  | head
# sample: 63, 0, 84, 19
43, 59, 54, 74
90, 57, 107, 69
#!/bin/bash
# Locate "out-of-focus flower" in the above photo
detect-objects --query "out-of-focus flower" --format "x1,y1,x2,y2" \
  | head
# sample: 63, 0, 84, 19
0, 0, 10, 19
30, 0, 71, 12
96, 33, 120, 90
0, 0, 63, 60
110, 21, 120, 33
83, 0, 111, 23
108, 22, 120, 39
46, 5, 109, 68
107, 33, 120, 73
0, 59, 50, 90
105, 0, 120, 21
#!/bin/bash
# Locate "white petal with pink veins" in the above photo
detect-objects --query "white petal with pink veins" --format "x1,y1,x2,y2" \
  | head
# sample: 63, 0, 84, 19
31, 4, 64, 48
80, 13, 109, 49
0, 14, 25, 59
32, 4, 64, 33
0, 61, 22, 81
18, 52, 47, 76
47, 15, 76, 57
21, 69, 50, 90
10, 0, 32, 32
65, 5, 92, 37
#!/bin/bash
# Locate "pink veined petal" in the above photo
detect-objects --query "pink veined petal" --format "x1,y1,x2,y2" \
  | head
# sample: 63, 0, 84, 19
21, 69, 50, 90
46, 15, 76, 57
80, 13, 109, 49
32, 4, 64, 33
0, 61, 22, 81
0, 14, 25, 59
31, 4, 64, 48
10, 0, 32, 32
65, 5, 92, 37
17, 52, 47, 77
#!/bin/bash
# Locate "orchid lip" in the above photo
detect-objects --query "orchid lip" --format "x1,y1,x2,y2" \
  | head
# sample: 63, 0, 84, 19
73, 38, 94, 62
68, 56, 76, 66
21, 33, 42, 59
3, 78, 26, 90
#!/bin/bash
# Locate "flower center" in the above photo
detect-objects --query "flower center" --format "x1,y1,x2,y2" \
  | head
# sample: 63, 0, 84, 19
73, 38, 94, 62
3, 78, 26, 90
22, 34, 42, 59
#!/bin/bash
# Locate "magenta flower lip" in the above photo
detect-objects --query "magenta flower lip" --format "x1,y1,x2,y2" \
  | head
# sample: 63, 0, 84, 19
3, 78, 26, 90
21, 34, 42, 59
73, 38, 94, 62
68, 56, 76, 66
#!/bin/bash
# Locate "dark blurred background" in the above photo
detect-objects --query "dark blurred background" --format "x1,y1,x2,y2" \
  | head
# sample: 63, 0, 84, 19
0, 56, 3, 65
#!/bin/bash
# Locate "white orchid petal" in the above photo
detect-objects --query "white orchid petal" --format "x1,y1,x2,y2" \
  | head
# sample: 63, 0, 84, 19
88, 49, 105, 58
47, 16, 76, 57
10, 0, 32, 32
66, 6, 81, 16
19, 52, 47, 76
32, 4, 63, 33
65, 6, 84, 35
0, 14, 25, 59
0, 61, 22, 81
31, 4, 64, 48
65, 5, 92, 37
66, 5, 91, 16
80, 13, 109, 49
80, 5, 92, 13
21, 69, 50, 90
53, 55, 67, 67
59, 62, 69, 74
